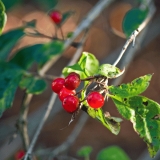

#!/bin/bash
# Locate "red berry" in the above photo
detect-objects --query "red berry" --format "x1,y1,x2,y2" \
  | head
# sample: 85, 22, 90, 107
87, 91, 104, 109
51, 78, 65, 94
64, 72, 81, 90
50, 10, 62, 24
62, 95, 79, 113
14, 150, 25, 160
59, 87, 75, 101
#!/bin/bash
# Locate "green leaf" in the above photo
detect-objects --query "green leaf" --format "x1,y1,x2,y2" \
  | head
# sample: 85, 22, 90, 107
34, 0, 58, 10
62, 52, 99, 78
0, 0, 7, 34
123, 8, 148, 37
23, 19, 37, 28
0, 61, 23, 117
109, 74, 152, 97
2, 0, 22, 10
110, 95, 160, 157
10, 45, 36, 69
98, 64, 123, 79
62, 63, 87, 79
34, 41, 64, 67
0, 28, 24, 60
97, 146, 130, 160
66, 32, 73, 38
59, 11, 75, 26
77, 146, 93, 158
10, 41, 64, 69
83, 107, 121, 135
20, 76, 47, 94
78, 52, 99, 76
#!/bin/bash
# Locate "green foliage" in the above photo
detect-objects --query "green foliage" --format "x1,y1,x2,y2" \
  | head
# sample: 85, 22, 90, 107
63, 52, 99, 78
108, 75, 160, 157
10, 41, 64, 69
59, 11, 75, 26
20, 76, 47, 94
66, 32, 73, 38
2, 0, 22, 10
78, 52, 99, 76
123, 8, 148, 37
96, 146, 130, 160
0, 0, 7, 34
0, 26, 63, 117
98, 64, 123, 78
63, 63, 87, 79
109, 74, 152, 97
0, 28, 25, 60
110, 95, 160, 157
0, 61, 23, 117
86, 108, 122, 135
77, 146, 93, 158
34, 0, 58, 10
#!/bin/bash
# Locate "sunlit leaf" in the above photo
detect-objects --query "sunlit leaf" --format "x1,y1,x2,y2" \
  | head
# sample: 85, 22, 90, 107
98, 64, 124, 79
62, 63, 87, 79
97, 146, 130, 160
0, 0, 7, 34
20, 76, 47, 94
63, 52, 99, 78
82, 107, 121, 135
110, 95, 160, 157
0, 61, 23, 117
0, 28, 24, 60
123, 8, 148, 37
78, 52, 99, 76
109, 74, 152, 97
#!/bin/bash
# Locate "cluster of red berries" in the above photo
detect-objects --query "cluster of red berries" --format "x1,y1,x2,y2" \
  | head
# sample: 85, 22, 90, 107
51, 72, 105, 113
50, 10, 62, 24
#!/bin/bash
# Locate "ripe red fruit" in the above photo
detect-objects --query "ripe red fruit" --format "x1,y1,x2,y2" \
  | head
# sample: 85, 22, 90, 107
14, 150, 25, 160
50, 10, 62, 24
64, 72, 81, 90
62, 95, 79, 113
87, 91, 104, 109
51, 78, 65, 94
59, 87, 75, 101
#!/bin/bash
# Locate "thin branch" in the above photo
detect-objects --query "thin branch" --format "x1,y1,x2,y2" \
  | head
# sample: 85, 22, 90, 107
1, 8, 159, 158
59, 26, 65, 40
113, 0, 155, 67
24, 29, 89, 160
25, 71, 58, 81
39, 0, 114, 76
17, 93, 33, 151
25, 31, 80, 48
48, 113, 88, 160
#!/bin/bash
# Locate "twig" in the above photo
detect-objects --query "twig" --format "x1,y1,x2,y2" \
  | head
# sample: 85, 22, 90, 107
113, 0, 155, 67
24, 29, 89, 160
39, 0, 114, 76
1, 8, 159, 158
25, 31, 80, 48
48, 113, 88, 160
25, 71, 58, 81
59, 26, 65, 40
17, 93, 33, 151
